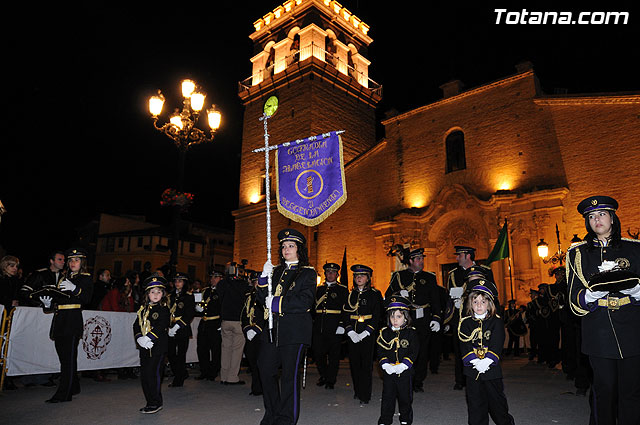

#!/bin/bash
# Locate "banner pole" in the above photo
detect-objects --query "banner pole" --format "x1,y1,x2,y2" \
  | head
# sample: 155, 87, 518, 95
260, 113, 274, 343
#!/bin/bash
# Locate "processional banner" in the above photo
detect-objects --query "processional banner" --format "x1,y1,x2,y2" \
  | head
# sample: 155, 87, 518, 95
276, 131, 346, 226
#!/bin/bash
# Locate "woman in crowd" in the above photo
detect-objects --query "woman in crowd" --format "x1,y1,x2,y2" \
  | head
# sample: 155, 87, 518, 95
343, 264, 383, 405
568, 196, 640, 425
257, 228, 316, 425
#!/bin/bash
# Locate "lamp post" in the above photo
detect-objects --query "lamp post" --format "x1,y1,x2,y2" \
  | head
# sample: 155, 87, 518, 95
148, 79, 222, 276
536, 223, 566, 266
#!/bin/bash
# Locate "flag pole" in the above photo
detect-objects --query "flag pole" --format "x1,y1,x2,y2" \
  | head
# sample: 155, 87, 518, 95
260, 113, 274, 343
505, 218, 515, 301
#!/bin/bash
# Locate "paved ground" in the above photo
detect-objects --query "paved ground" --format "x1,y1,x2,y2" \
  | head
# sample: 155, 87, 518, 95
0, 355, 589, 425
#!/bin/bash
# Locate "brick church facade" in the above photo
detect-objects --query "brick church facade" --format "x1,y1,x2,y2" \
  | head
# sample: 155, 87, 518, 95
233, 0, 640, 305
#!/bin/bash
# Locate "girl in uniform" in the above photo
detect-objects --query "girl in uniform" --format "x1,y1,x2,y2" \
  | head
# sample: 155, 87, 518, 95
377, 296, 418, 425
134, 276, 170, 414
458, 282, 514, 425
343, 264, 383, 405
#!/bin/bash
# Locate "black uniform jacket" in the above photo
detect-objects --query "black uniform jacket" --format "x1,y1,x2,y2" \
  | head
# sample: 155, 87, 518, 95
168, 290, 195, 338
199, 286, 222, 328
386, 269, 441, 324
44, 271, 93, 339
134, 302, 170, 355
257, 264, 317, 346
313, 282, 349, 335
241, 287, 266, 336
459, 315, 505, 380
568, 238, 640, 358
343, 286, 383, 335
377, 325, 419, 372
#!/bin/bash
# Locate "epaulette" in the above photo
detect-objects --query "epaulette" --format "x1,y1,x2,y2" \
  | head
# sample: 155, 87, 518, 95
478, 264, 492, 270
303, 265, 316, 270
80, 272, 91, 276
424, 271, 436, 276
622, 238, 640, 243
337, 283, 348, 289
567, 241, 587, 251
36, 267, 48, 272
448, 269, 455, 275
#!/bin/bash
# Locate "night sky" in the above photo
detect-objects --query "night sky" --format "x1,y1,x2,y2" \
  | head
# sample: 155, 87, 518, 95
1, 2, 638, 270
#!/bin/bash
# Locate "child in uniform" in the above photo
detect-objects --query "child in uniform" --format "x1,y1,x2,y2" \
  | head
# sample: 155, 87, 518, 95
133, 276, 170, 414
377, 295, 419, 425
458, 281, 515, 425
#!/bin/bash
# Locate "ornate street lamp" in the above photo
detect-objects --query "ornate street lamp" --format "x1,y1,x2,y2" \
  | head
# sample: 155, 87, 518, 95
148, 79, 222, 275
537, 223, 566, 266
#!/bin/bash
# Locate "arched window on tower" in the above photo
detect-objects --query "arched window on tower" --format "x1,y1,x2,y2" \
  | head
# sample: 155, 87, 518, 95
445, 130, 466, 173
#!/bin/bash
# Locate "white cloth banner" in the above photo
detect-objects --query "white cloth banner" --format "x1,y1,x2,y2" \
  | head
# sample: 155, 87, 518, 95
6, 307, 201, 376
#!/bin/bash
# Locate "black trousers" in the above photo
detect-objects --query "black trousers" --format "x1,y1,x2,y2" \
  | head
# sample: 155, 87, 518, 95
379, 371, 413, 425
413, 319, 431, 387
197, 322, 221, 379
258, 342, 305, 425
312, 332, 342, 384
560, 323, 577, 376
465, 376, 514, 425
245, 338, 263, 394
52, 335, 80, 401
506, 331, 520, 355
453, 336, 465, 386
589, 355, 640, 425
168, 335, 189, 385
528, 324, 538, 360
347, 336, 375, 402
428, 331, 442, 373
140, 351, 165, 408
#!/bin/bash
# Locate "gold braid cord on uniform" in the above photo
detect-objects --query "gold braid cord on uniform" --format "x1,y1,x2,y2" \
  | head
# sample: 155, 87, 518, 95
377, 329, 400, 352
458, 317, 488, 360
137, 305, 151, 336
567, 245, 589, 316
344, 291, 359, 313
315, 292, 328, 310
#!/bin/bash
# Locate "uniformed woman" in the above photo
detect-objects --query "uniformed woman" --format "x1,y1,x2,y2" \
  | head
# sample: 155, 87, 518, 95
39, 248, 93, 403
241, 270, 265, 396
134, 276, 170, 414
377, 296, 419, 425
257, 228, 317, 425
567, 195, 640, 425
166, 272, 195, 387
343, 264, 383, 404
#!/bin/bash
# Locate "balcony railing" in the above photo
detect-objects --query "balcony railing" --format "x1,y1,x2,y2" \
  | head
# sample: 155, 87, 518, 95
238, 42, 382, 98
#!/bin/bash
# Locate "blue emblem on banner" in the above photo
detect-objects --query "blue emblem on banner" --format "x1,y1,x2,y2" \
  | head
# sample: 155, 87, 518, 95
276, 131, 347, 226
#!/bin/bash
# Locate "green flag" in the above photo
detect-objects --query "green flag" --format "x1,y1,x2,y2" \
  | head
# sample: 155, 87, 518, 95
487, 219, 509, 264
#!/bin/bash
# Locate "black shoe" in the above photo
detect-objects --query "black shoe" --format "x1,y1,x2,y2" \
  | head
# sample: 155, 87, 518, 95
226, 380, 245, 385
141, 406, 163, 414
195, 375, 207, 381
325, 383, 334, 389
453, 383, 464, 390
413, 385, 424, 393
249, 390, 263, 396
359, 399, 369, 405
168, 382, 183, 387
430, 370, 438, 375
576, 388, 587, 396
3, 381, 17, 390
220, 381, 227, 385
316, 378, 326, 387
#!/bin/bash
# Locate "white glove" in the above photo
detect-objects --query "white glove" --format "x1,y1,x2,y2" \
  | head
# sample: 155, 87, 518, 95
265, 295, 274, 309
395, 363, 409, 375
195, 304, 204, 313
584, 289, 608, 303
358, 330, 370, 340
347, 330, 361, 343
144, 339, 155, 349
335, 326, 345, 335
168, 324, 180, 337
137, 335, 152, 349
620, 284, 640, 300
430, 321, 440, 332
381, 363, 395, 375
444, 324, 450, 333
469, 358, 481, 366
247, 329, 257, 341
449, 287, 464, 299
40, 296, 52, 308
454, 298, 462, 309
474, 358, 494, 373
59, 279, 76, 292
399, 289, 410, 298
261, 260, 273, 277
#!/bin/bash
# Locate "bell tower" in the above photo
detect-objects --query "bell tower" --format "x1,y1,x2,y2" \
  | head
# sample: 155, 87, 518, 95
234, 0, 381, 265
